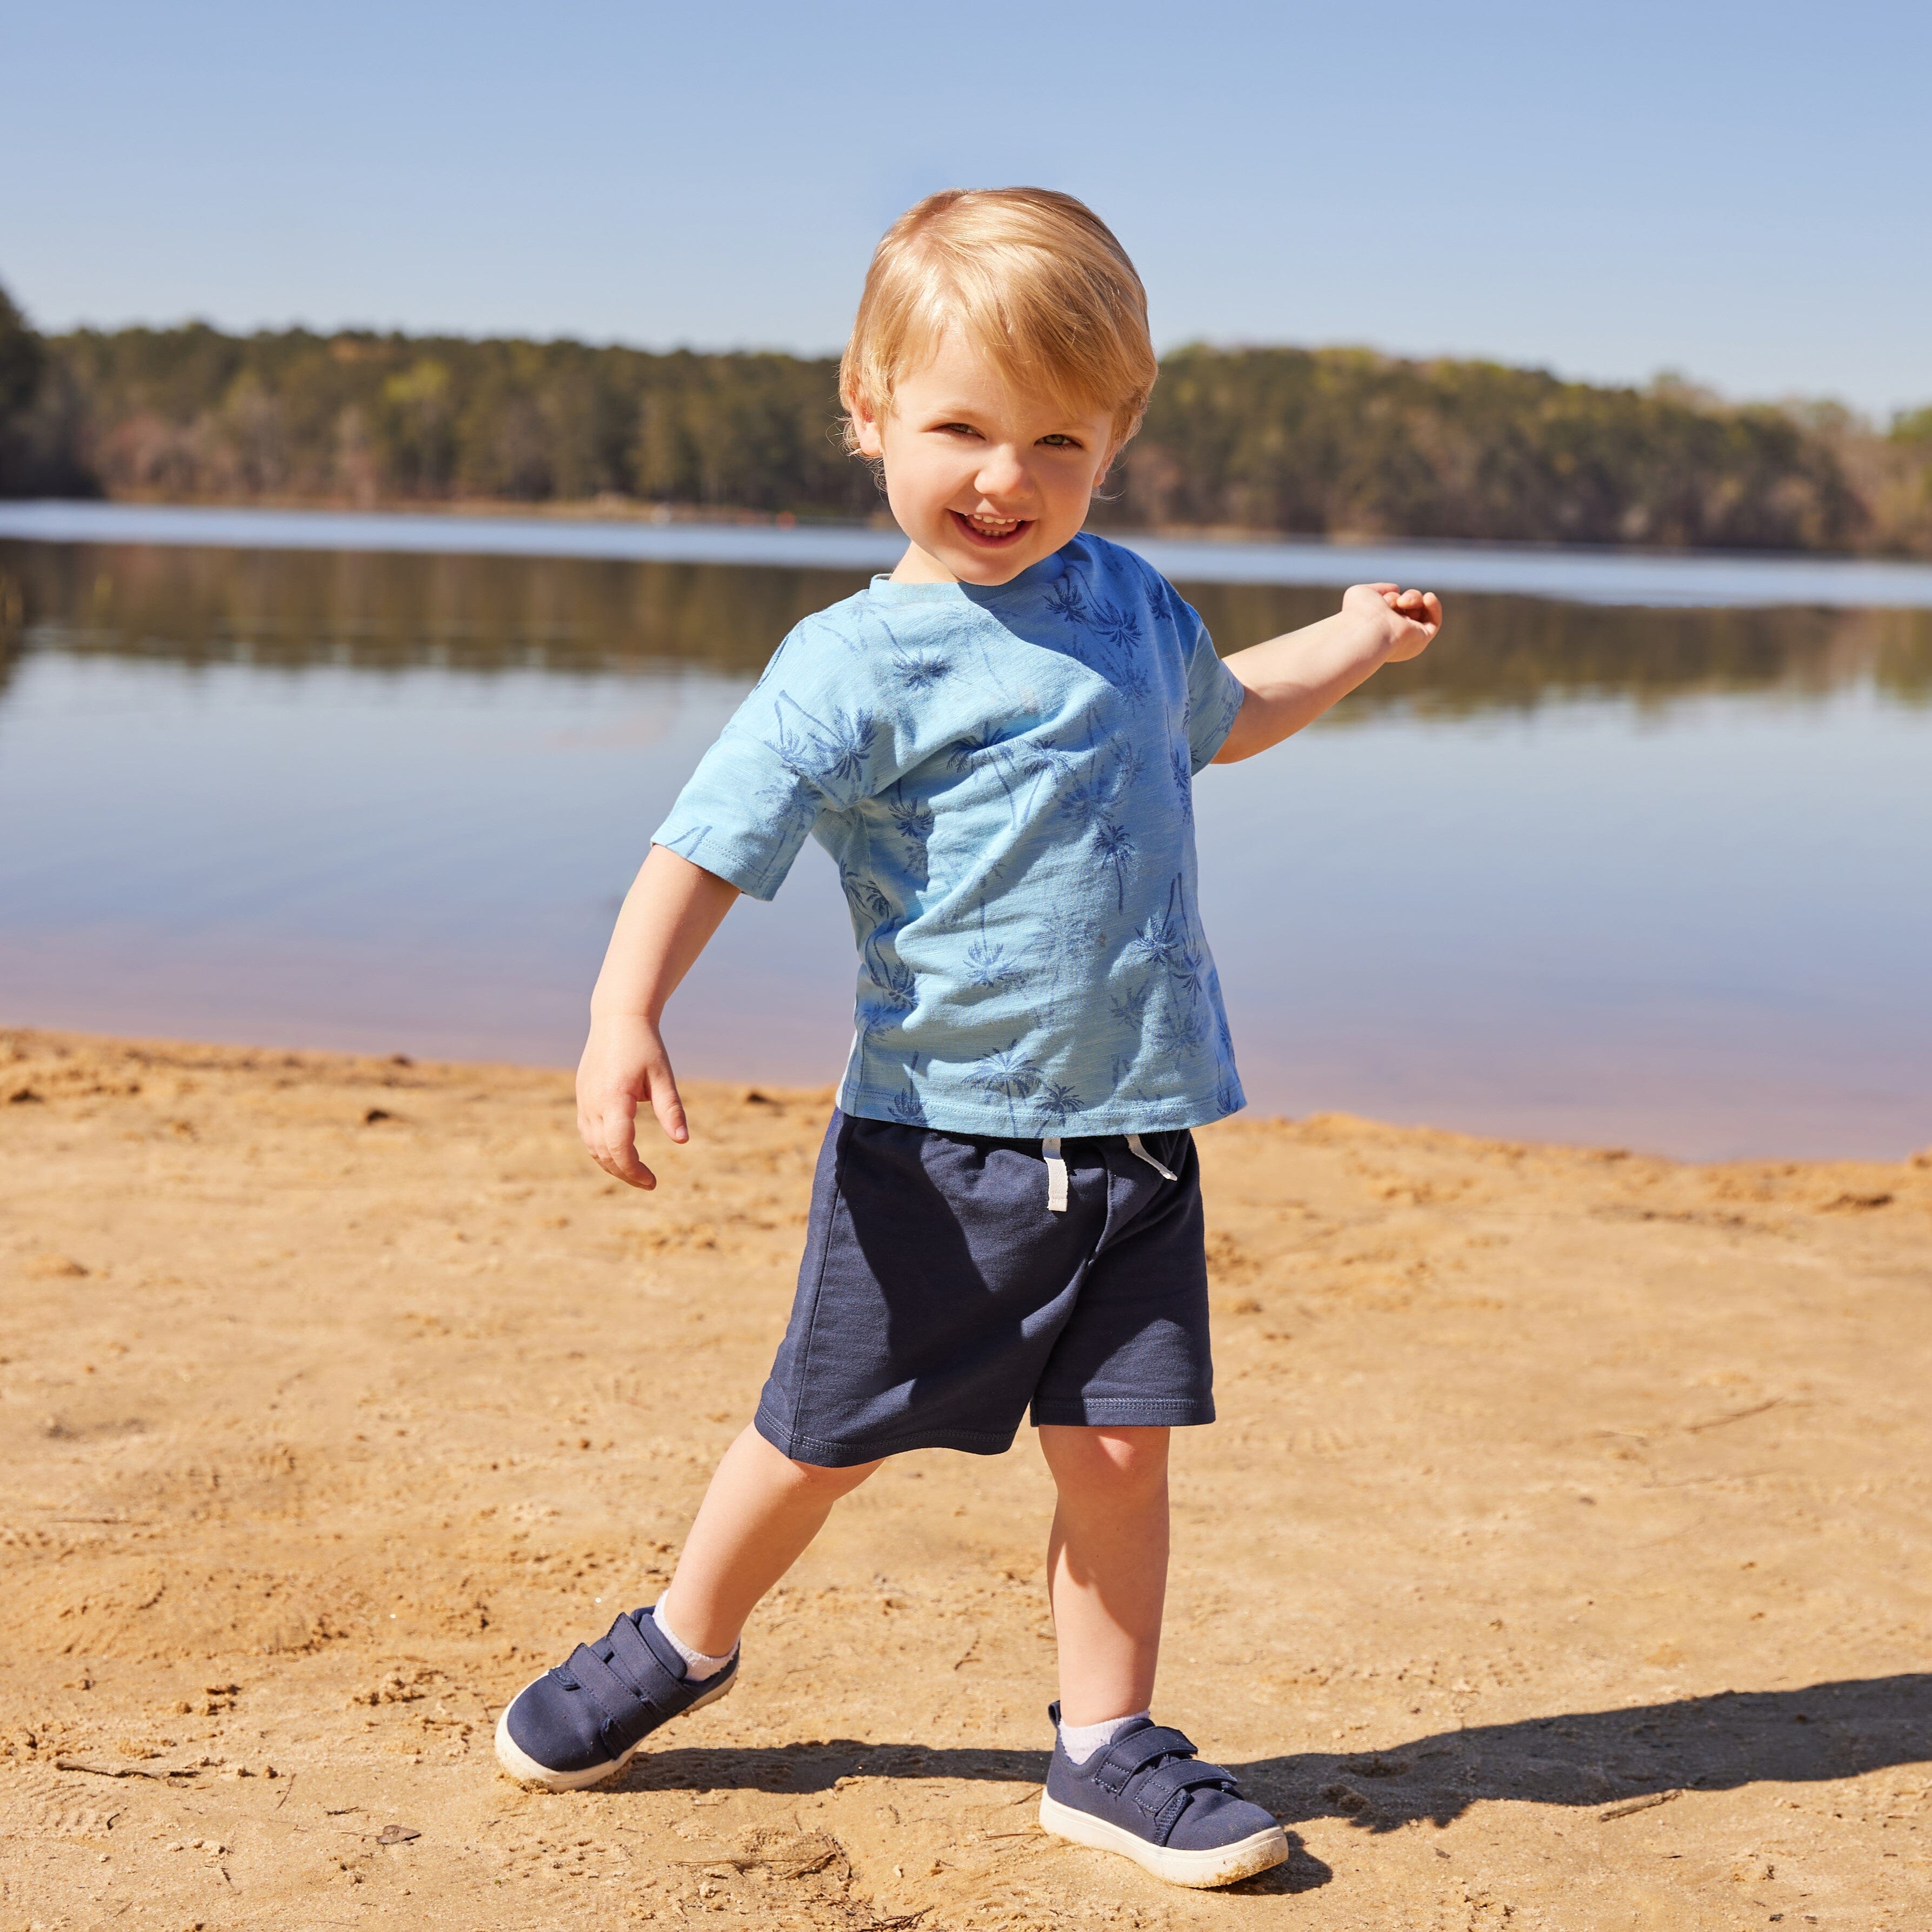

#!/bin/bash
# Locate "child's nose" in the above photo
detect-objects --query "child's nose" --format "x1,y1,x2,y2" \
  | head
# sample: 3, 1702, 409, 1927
973, 447, 1032, 503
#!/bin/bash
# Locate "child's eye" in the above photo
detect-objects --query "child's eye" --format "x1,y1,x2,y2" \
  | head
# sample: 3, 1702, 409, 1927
1038, 434, 1082, 449
935, 422, 982, 439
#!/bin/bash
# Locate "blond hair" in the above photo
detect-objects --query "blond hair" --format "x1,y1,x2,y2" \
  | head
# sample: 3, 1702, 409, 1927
838, 188, 1157, 455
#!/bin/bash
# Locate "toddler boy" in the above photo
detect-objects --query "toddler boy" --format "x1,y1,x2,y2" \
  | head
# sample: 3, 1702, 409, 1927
495, 188, 1440, 1888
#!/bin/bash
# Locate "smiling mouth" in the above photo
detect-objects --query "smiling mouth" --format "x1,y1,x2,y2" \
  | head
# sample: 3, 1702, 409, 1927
950, 509, 1031, 547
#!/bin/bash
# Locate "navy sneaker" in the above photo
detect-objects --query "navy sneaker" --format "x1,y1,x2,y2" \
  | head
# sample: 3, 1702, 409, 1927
493, 1604, 738, 1791
1038, 1704, 1287, 1888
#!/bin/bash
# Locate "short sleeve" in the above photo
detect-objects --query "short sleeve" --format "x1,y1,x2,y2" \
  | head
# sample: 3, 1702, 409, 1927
651, 617, 895, 901
1181, 605, 1247, 772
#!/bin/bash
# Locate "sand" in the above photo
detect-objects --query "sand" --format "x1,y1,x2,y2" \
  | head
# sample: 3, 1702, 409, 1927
2, 1027, 1928, 1931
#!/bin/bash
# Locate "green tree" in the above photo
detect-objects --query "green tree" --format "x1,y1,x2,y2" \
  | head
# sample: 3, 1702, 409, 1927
0, 278, 48, 495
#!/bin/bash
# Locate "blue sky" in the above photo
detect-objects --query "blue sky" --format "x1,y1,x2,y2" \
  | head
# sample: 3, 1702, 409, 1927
5, 1, 1927, 415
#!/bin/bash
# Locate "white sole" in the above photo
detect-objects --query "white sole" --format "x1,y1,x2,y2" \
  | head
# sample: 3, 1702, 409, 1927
492, 1667, 738, 1793
1038, 1790, 1288, 1889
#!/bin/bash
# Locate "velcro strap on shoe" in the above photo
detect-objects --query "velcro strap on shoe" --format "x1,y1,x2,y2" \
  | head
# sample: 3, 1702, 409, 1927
1091, 1725, 1198, 1792
1131, 1758, 1240, 1816
562, 1641, 657, 1737
564, 1638, 688, 1762
598, 1610, 678, 1698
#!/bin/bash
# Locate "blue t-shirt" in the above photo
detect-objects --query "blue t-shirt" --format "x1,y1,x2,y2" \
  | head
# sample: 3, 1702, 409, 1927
653, 532, 1249, 1137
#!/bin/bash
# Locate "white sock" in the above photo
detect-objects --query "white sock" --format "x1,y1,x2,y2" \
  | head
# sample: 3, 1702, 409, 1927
1058, 1710, 1149, 1766
651, 1602, 737, 1682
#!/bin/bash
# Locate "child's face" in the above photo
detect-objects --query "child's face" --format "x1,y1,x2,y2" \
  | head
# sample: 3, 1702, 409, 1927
854, 331, 1118, 585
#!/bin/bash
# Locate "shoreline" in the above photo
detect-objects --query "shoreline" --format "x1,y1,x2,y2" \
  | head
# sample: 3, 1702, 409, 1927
4, 1027, 1929, 1928
11, 499, 1932, 609
0, 488, 1899, 561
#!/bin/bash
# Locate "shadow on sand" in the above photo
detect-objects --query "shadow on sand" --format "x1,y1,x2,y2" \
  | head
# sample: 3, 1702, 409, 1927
615, 1674, 1932, 1896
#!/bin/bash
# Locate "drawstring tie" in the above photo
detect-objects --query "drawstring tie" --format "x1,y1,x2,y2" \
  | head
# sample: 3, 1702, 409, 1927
1043, 1136, 1069, 1213
1126, 1133, 1177, 1181
1042, 1132, 1177, 1213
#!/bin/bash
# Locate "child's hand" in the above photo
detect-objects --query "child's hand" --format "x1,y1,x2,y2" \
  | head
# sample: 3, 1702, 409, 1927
1343, 582, 1443, 662
577, 1011, 690, 1190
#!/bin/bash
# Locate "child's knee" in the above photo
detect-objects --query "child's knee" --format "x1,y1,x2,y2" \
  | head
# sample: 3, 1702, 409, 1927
781, 1451, 883, 1499
1043, 1423, 1170, 1495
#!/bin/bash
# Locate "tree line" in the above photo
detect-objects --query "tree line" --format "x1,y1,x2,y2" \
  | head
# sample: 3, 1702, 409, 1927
2, 279, 1929, 554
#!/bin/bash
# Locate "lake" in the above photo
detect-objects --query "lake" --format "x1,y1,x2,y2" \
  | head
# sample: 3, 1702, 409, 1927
3, 504, 1929, 1162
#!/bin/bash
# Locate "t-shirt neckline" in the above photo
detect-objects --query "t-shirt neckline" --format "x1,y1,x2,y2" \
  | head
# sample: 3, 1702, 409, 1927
866, 536, 1080, 606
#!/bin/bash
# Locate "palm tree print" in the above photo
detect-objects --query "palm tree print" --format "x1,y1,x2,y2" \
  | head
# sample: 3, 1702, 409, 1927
1125, 876, 1205, 1005
1152, 577, 1196, 636
861, 934, 917, 1012
1151, 1001, 1209, 1056
888, 641, 951, 691
963, 940, 1015, 989
1043, 571, 1090, 627
1108, 977, 1154, 1032
1035, 1080, 1081, 1127
1055, 735, 1143, 828
750, 769, 822, 852
862, 612, 951, 735
1092, 819, 1137, 911
885, 781, 934, 852
1085, 595, 1152, 702
854, 937, 916, 1089
1090, 597, 1144, 658
771, 694, 876, 795
962, 903, 1018, 990
946, 727, 1023, 821
839, 861, 893, 924
1013, 738, 1077, 816
1171, 744, 1194, 827
966, 1041, 1042, 1133
657, 823, 713, 863
887, 1088, 927, 1124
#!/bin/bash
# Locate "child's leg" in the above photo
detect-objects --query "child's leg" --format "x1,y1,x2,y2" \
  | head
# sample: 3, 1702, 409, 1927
494, 1423, 876, 1790
659, 1424, 881, 1655
1035, 1420, 1288, 1887
1038, 1423, 1170, 1725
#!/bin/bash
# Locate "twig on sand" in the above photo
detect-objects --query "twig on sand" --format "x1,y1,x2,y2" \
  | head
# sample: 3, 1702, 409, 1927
1600, 1790, 1679, 1821
54, 1758, 198, 1781
1687, 1397, 1786, 1434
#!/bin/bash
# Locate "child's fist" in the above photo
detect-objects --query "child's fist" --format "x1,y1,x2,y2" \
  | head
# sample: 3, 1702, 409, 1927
1345, 582, 1442, 662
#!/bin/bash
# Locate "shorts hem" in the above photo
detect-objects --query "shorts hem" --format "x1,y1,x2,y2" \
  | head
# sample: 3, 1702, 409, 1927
754, 1403, 1019, 1468
1028, 1397, 1216, 1428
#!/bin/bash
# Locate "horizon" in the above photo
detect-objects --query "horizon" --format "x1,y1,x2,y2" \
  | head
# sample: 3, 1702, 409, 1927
5, 2, 1928, 418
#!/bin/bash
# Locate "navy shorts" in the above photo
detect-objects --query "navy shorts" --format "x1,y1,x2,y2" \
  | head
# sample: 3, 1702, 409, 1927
753, 1111, 1215, 1467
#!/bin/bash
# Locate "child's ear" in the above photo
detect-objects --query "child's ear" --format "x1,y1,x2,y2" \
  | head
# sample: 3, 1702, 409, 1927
850, 398, 886, 461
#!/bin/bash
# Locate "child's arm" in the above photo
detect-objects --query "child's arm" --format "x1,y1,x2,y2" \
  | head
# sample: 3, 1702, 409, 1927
1212, 583, 1442, 762
577, 844, 741, 1190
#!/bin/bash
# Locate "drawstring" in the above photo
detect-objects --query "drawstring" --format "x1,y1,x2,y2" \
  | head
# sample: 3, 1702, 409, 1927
1042, 1134, 1176, 1213
1042, 1136, 1069, 1213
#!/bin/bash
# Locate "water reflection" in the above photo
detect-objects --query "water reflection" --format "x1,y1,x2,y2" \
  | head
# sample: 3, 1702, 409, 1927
5, 539, 1930, 714
3, 537, 1928, 1160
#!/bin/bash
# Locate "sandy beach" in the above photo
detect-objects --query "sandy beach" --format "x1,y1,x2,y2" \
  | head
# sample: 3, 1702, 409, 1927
3, 1026, 1928, 1930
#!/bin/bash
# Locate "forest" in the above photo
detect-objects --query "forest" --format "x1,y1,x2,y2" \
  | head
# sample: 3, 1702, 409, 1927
2, 278, 1929, 555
